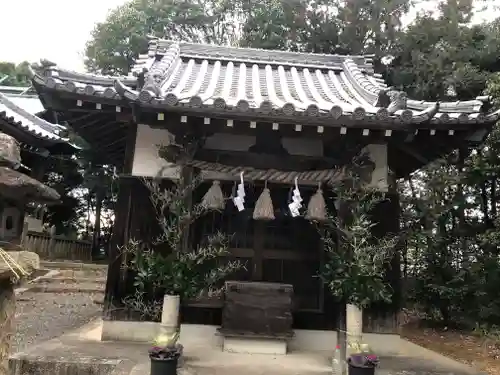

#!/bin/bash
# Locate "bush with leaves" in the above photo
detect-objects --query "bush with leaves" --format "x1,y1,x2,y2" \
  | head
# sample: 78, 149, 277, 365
320, 182, 398, 309
121, 175, 242, 320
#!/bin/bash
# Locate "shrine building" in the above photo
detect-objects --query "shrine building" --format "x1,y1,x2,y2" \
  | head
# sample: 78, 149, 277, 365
28, 40, 499, 352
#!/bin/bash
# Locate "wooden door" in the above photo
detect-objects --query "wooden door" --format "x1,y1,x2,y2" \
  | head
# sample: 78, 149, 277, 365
257, 217, 324, 313
190, 183, 326, 323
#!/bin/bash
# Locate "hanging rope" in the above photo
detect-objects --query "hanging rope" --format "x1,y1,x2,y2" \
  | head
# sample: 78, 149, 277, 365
186, 160, 358, 185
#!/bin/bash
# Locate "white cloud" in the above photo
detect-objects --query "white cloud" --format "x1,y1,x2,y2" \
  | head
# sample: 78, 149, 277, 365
0, 0, 127, 71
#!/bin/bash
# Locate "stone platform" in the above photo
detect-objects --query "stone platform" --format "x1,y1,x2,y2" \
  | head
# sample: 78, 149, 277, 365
9, 319, 484, 375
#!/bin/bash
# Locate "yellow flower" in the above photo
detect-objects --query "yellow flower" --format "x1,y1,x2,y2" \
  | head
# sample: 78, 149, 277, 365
153, 331, 179, 347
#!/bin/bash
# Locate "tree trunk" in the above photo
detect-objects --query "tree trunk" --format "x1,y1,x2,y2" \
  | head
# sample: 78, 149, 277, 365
86, 192, 92, 237
92, 190, 104, 258
0, 279, 15, 375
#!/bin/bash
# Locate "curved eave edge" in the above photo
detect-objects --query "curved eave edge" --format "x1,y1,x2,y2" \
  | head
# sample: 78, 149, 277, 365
29, 67, 500, 128
53, 67, 137, 87
123, 94, 496, 126
0, 114, 66, 145
0, 91, 67, 143
29, 62, 137, 88
28, 66, 135, 101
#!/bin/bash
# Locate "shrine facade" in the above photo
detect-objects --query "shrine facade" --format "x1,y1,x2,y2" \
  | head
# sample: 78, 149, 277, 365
27, 40, 499, 348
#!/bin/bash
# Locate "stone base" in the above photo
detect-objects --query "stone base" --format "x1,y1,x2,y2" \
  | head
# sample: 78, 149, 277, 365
8, 319, 483, 375
222, 336, 287, 355
9, 354, 132, 375
101, 319, 407, 355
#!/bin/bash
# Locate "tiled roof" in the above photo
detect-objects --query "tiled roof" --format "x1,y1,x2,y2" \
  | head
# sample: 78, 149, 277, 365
30, 40, 500, 127
4, 95, 45, 115
0, 92, 64, 142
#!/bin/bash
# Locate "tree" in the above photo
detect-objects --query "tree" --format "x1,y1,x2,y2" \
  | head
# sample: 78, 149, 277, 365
0, 61, 32, 86
42, 156, 85, 235
84, 0, 239, 75
237, 0, 412, 58
79, 150, 117, 257
84, 0, 416, 75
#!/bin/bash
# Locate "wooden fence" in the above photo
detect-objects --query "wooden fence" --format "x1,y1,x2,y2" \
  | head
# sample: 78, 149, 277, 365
21, 225, 92, 262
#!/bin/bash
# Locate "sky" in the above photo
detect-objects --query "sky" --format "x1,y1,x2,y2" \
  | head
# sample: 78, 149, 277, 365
0, 0, 127, 71
0, 0, 497, 72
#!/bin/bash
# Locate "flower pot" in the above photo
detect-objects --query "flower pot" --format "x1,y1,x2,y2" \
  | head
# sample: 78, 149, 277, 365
347, 354, 377, 375
347, 361, 375, 375
150, 355, 178, 375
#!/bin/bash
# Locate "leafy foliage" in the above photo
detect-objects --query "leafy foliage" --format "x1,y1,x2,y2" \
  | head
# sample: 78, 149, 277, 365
320, 184, 397, 308
121, 175, 242, 319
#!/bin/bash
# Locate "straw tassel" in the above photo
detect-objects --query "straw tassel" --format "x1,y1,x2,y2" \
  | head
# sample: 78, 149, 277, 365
306, 183, 327, 222
253, 181, 275, 221
201, 180, 225, 210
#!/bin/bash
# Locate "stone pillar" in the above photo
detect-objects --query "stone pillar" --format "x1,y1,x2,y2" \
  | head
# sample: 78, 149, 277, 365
160, 294, 180, 336
0, 279, 15, 375
346, 304, 363, 356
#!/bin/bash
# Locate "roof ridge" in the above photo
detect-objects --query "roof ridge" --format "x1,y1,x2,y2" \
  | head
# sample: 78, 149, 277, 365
151, 38, 374, 59
147, 39, 375, 73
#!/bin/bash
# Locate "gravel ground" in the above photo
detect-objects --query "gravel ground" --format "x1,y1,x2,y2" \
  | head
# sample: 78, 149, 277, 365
11, 291, 102, 353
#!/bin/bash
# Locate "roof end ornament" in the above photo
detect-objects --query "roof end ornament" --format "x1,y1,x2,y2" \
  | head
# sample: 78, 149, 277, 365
375, 87, 407, 114
114, 79, 139, 101
412, 102, 441, 124
137, 67, 148, 90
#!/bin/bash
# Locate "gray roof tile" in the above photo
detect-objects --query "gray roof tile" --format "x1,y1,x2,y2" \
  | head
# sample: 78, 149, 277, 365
0, 93, 63, 141
29, 40, 500, 126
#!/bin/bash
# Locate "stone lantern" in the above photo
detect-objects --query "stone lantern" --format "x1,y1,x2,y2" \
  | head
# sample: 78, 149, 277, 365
0, 132, 59, 375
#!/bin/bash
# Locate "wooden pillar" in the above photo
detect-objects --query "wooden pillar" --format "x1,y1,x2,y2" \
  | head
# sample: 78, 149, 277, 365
0, 279, 15, 375
103, 177, 132, 318
103, 123, 137, 320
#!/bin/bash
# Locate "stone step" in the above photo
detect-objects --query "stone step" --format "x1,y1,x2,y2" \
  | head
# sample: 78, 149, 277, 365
40, 262, 108, 278
40, 261, 108, 271
34, 276, 106, 284
27, 283, 105, 294
9, 354, 127, 375
57, 269, 107, 278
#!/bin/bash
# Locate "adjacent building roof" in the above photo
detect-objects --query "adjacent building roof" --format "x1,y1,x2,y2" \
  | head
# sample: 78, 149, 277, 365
29, 39, 500, 128
0, 92, 67, 142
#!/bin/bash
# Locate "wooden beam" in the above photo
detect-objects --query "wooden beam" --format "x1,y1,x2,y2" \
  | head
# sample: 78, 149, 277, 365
141, 111, 393, 142
193, 148, 338, 171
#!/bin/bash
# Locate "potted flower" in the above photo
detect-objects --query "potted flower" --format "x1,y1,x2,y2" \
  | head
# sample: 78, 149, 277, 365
347, 352, 379, 375
149, 331, 183, 375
